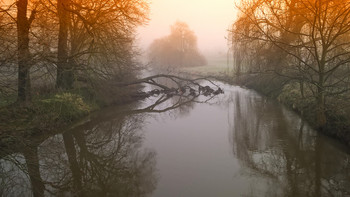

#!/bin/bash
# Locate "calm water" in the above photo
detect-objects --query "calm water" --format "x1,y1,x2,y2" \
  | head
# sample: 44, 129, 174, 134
1, 82, 350, 196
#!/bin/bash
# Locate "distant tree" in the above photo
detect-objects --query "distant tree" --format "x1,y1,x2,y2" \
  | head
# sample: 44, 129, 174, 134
148, 21, 206, 68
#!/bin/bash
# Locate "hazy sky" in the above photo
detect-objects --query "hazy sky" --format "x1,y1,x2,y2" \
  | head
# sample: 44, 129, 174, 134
137, 0, 237, 54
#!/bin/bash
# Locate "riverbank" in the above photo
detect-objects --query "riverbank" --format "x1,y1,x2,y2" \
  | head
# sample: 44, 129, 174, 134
237, 74, 350, 147
178, 65, 350, 147
0, 85, 140, 147
3, 67, 350, 148
1, 79, 350, 196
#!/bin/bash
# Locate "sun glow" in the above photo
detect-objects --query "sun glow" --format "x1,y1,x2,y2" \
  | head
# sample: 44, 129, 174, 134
137, 0, 236, 55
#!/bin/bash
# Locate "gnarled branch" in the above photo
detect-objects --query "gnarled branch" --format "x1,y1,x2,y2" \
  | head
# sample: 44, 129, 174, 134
116, 74, 224, 99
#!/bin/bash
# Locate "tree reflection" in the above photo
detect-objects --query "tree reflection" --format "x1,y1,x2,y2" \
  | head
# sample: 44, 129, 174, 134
0, 88, 214, 196
228, 90, 350, 196
23, 146, 45, 197
0, 106, 157, 196
47, 113, 158, 196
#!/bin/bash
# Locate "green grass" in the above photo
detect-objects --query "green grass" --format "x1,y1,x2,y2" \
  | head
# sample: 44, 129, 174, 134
181, 56, 231, 76
182, 65, 228, 76
0, 89, 100, 138
35, 92, 94, 122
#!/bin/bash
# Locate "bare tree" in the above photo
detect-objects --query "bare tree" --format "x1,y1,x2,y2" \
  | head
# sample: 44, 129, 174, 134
56, 0, 72, 89
16, 0, 36, 104
51, 0, 150, 91
231, 0, 350, 128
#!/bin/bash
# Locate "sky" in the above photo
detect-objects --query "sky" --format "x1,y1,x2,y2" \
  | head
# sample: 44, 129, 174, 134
137, 0, 237, 55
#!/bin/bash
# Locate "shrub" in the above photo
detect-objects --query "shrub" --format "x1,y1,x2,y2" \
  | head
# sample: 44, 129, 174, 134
37, 92, 92, 122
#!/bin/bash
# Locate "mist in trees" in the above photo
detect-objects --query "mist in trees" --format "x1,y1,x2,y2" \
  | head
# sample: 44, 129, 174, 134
230, 0, 350, 132
0, 0, 149, 105
148, 21, 207, 68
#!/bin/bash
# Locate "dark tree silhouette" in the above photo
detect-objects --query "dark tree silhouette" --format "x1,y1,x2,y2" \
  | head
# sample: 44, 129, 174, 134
16, 0, 36, 104
56, 0, 72, 89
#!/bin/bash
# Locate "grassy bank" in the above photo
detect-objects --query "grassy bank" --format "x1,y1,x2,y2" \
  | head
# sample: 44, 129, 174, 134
181, 63, 228, 76
0, 84, 139, 147
0, 91, 93, 145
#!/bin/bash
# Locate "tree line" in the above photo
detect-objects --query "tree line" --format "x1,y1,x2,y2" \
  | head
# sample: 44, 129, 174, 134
230, 0, 350, 131
0, 0, 149, 106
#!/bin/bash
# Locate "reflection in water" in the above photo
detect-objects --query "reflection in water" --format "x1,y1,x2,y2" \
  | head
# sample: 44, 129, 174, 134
229, 89, 350, 197
1, 83, 350, 196
0, 106, 158, 196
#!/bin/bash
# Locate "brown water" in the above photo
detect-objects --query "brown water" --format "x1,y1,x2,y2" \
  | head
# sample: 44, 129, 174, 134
1, 82, 350, 197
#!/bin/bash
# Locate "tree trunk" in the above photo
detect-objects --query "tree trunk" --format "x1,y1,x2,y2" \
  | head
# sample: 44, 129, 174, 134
317, 90, 326, 128
317, 68, 327, 129
16, 0, 33, 104
56, 0, 73, 89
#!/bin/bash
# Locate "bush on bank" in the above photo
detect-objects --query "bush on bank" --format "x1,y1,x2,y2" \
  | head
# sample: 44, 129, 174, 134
0, 82, 138, 140
35, 92, 94, 122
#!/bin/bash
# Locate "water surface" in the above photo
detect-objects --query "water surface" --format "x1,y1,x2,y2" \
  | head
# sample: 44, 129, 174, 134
1, 82, 350, 196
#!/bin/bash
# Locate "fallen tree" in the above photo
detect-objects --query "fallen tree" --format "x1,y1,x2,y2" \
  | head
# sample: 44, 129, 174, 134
0, 74, 224, 151
117, 74, 224, 99
0, 73, 224, 149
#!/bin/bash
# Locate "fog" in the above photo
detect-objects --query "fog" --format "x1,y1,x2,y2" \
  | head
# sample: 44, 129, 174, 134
137, 0, 236, 56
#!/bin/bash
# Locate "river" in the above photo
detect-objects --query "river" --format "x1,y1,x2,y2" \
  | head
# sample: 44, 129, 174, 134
0, 82, 350, 196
